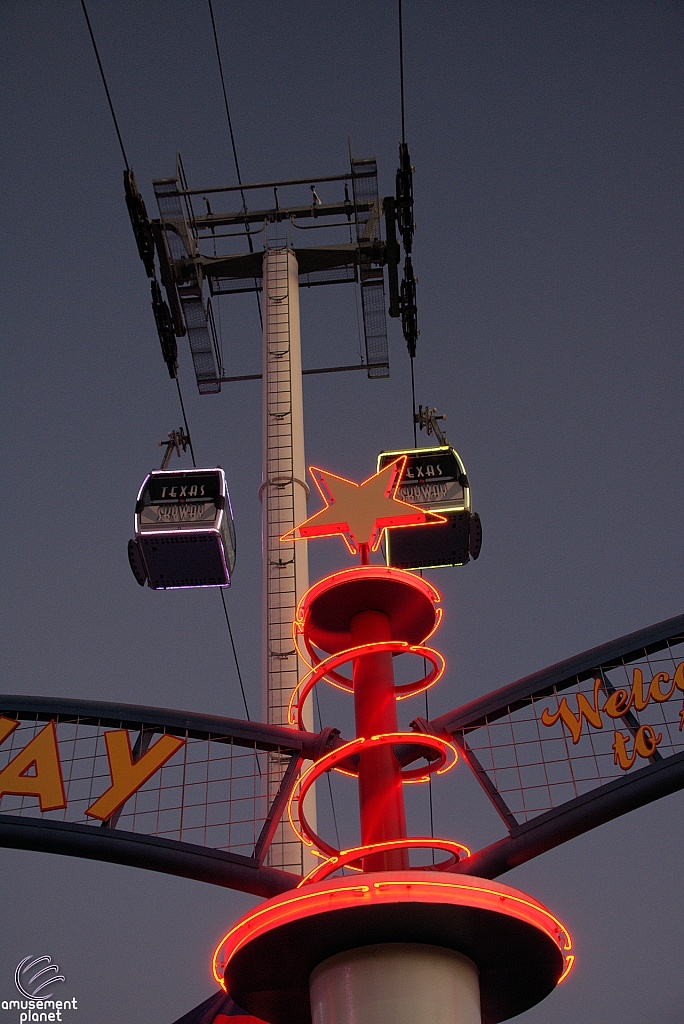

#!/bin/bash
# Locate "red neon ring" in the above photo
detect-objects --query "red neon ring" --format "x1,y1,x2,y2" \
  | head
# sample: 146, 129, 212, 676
299, 632, 445, 698
299, 837, 473, 886
212, 872, 575, 991
288, 733, 459, 858
288, 641, 445, 728
293, 565, 443, 632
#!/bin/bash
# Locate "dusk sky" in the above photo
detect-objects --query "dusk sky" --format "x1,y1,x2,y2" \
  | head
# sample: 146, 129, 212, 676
1, 2, 683, 1022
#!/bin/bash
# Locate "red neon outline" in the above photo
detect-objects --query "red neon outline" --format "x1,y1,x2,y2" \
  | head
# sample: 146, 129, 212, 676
298, 837, 472, 886
213, 472, 577, 1004
421, 606, 444, 645
299, 630, 447, 697
369, 878, 572, 953
287, 733, 459, 857
294, 564, 442, 636
280, 459, 446, 554
287, 641, 445, 728
287, 737, 366, 855
286, 560, 462, 873
558, 955, 575, 983
292, 564, 443, 691
212, 882, 371, 987
212, 874, 574, 988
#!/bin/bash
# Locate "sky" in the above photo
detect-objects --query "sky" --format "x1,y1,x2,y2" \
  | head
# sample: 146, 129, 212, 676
1, 1, 683, 1021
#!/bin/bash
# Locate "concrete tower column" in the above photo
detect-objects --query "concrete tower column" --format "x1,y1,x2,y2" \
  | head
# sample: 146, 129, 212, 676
310, 943, 481, 1024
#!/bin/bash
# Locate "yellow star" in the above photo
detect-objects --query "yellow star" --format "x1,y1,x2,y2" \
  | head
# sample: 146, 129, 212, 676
282, 457, 446, 555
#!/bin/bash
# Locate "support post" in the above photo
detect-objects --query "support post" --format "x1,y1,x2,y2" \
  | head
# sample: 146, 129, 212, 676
310, 944, 481, 1024
351, 610, 409, 872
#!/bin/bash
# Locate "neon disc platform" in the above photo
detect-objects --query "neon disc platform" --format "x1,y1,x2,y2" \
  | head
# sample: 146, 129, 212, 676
215, 871, 570, 1024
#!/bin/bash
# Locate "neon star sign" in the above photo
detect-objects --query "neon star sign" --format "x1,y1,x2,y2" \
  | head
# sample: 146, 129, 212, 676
282, 457, 445, 559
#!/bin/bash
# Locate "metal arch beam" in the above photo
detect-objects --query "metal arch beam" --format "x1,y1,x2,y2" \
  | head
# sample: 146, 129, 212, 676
450, 749, 684, 880
430, 611, 684, 736
0, 694, 327, 759
0, 814, 299, 898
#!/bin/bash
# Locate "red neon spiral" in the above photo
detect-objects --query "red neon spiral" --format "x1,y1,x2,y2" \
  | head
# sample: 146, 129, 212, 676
211, 565, 576, 997
287, 564, 470, 879
288, 641, 445, 729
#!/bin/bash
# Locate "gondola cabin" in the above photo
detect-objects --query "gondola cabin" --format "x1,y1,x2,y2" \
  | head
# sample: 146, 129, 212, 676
128, 468, 236, 589
377, 446, 481, 569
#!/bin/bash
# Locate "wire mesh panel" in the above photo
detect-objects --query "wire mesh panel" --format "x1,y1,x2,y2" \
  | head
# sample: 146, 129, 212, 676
0, 705, 302, 864
453, 629, 684, 827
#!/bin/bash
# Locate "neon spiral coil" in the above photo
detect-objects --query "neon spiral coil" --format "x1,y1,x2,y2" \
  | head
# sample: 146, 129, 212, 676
212, 555, 576, 999
286, 564, 472, 883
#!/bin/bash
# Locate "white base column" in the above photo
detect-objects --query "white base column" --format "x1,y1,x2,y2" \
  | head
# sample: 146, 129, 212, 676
309, 943, 481, 1024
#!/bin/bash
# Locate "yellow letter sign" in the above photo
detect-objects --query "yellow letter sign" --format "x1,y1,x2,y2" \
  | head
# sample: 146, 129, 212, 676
0, 719, 67, 811
85, 729, 185, 821
541, 661, 684, 769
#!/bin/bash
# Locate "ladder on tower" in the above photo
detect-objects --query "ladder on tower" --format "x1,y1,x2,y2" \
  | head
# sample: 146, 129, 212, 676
262, 248, 313, 873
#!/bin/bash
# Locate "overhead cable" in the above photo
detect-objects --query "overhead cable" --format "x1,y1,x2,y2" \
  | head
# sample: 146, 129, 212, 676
398, 0, 406, 145
81, 0, 252, 725
411, 359, 418, 445
206, 0, 262, 327
174, 374, 252, 721
220, 590, 252, 722
314, 690, 342, 853
207, 0, 246, 197
398, 0, 417, 440
175, 378, 197, 468
80, 0, 130, 170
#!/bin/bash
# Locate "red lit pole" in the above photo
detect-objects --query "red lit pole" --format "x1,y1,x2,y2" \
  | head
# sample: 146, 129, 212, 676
351, 609, 409, 872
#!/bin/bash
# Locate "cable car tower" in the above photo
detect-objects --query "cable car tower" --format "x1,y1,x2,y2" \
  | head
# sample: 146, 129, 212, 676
125, 145, 421, 873
8, 11, 682, 1024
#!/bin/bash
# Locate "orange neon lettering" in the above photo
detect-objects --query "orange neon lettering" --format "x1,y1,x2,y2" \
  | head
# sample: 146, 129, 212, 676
612, 724, 662, 770
636, 724, 662, 758
602, 688, 631, 720
545, 664, 684, 740
629, 668, 649, 712
85, 730, 185, 821
648, 672, 675, 703
0, 717, 19, 746
0, 721, 66, 811
674, 661, 684, 693
541, 678, 603, 743
612, 731, 636, 770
